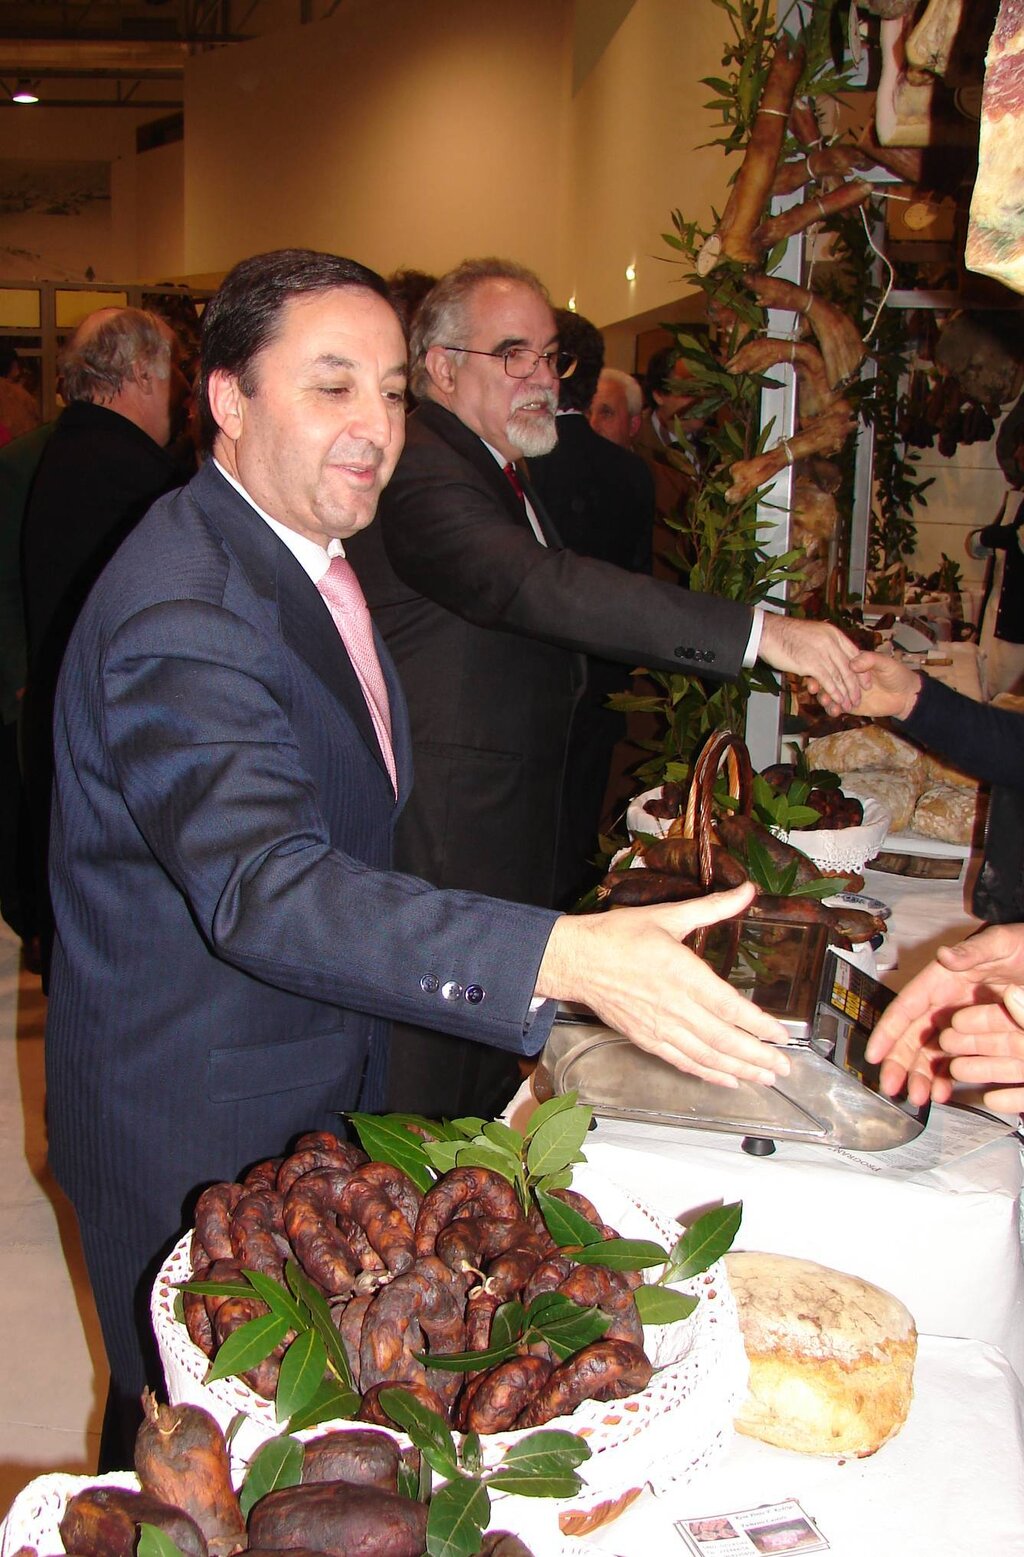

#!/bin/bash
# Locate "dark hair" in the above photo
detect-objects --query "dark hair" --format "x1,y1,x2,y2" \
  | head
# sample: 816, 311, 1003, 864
553, 308, 603, 413
387, 268, 439, 335
642, 345, 678, 409
198, 249, 392, 450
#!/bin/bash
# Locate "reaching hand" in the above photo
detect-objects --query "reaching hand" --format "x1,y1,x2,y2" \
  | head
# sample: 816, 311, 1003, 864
758, 615, 868, 714
864, 924, 1024, 1105
937, 985, 1024, 1113
536, 883, 791, 1089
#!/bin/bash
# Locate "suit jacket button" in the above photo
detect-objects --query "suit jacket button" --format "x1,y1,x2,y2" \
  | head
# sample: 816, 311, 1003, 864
441, 980, 463, 1001
420, 974, 440, 994
674, 646, 693, 660
465, 984, 485, 1004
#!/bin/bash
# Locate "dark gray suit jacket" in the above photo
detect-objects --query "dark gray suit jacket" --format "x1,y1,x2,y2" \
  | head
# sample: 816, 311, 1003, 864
349, 399, 753, 909
45, 460, 557, 1262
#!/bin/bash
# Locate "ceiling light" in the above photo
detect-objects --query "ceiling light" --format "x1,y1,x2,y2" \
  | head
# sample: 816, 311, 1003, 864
624, 263, 636, 283
12, 80, 39, 104
567, 295, 577, 312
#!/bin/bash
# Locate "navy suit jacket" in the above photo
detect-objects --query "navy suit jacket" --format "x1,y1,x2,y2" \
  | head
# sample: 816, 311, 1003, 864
349, 400, 753, 909
45, 461, 557, 1254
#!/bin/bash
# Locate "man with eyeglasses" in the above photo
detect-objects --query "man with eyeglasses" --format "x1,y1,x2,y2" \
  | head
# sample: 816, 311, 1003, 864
348, 256, 867, 1118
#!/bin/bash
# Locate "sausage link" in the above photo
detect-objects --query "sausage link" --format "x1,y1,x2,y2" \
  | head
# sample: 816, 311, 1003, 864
557, 1266, 644, 1345
337, 1171, 416, 1275
358, 1378, 449, 1426
459, 1355, 555, 1434
276, 1140, 367, 1197
435, 1216, 537, 1275
241, 1157, 283, 1192
359, 1258, 466, 1411
213, 1294, 284, 1399
282, 1168, 362, 1295
514, 1339, 653, 1428
193, 1182, 244, 1263
230, 1188, 290, 1278
414, 1168, 521, 1257
335, 1290, 373, 1389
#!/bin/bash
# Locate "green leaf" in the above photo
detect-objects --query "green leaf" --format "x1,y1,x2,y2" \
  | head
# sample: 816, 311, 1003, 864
243, 1268, 310, 1332
490, 1299, 526, 1351
634, 1285, 699, 1325
284, 1377, 360, 1432
422, 1140, 461, 1175
571, 1237, 668, 1271
284, 1259, 352, 1388
276, 1328, 328, 1422
239, 1433, 303, 1519
425, 1476, 491, 1557
205, 1313, 288, 1383
528, 1295, 611, 1360
460, 1429, 483, 1475
389, 1112, 463, 1142
174, 1277, 253, 1300
396, 1454, 420, 1502
412, 1341, 519, 1372
525, 1105, 592, 1180
535, 1188, 602, 1249
481, 1120, 524, 1155
137, 1527, 185, 1557
453, 1143, 519, 1184
523, 1091, 579, 1138
534, 1167, 573, 1193
377, 1386, 459, 1479
488, 1429, 590, 1496
448, 1115, 488, 1139
664, 1202, 742, 1282
345, 1113, 436, 1191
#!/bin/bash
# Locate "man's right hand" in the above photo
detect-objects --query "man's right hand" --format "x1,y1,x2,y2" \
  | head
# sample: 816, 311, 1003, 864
535, 883, 791, 1089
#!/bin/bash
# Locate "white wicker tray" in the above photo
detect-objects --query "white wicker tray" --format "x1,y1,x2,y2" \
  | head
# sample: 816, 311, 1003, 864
0, 1472, 137, 1557
151, 1164, 748, 1552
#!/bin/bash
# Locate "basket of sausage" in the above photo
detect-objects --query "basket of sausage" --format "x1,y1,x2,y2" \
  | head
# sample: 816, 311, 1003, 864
151, 1111, 748, 1553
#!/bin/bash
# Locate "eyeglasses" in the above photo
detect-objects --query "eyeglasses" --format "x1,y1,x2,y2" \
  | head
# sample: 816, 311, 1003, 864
441, 345, 577, 380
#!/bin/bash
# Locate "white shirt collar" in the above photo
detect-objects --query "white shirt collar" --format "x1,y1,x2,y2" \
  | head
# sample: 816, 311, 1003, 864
213, 458, 345, 584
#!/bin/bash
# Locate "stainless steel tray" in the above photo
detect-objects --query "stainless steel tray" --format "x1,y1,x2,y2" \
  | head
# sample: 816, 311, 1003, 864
537, 1016, 929, 1152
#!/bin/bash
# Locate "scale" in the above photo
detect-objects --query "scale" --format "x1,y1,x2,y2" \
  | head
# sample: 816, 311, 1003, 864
537, 920, 928, 1154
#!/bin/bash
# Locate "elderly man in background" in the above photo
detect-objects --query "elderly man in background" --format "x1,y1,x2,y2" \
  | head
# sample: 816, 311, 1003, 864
348, 255, 867, 1117
45, 248, 792, 1467
588, 365, 644, 451
21, 306, 192, 981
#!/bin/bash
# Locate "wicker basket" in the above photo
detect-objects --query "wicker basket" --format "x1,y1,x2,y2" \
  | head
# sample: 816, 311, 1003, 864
151, 1164, 748, 1553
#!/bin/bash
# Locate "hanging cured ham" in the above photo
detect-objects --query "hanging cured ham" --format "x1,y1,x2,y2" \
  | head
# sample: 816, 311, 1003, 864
966, 0, 1024, 295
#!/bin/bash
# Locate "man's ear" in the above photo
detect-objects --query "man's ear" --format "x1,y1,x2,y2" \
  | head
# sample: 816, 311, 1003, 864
628, 412, 642, 440
207, 369, 245, 441
424, 344, 455, 395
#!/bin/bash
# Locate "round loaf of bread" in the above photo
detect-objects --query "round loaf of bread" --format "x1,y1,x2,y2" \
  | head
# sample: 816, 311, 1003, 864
725, 1251, 917, 1457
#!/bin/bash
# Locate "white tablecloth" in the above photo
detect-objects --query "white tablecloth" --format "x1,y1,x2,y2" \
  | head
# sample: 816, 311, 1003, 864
578, 1337, 1024, 1556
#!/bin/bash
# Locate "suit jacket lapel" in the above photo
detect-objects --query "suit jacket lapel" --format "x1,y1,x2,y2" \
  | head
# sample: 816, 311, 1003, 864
414, 401, 541, 534
191, 462, 395, 792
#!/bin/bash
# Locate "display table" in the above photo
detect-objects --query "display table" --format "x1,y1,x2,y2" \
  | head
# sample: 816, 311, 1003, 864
577, 1337, 1024, 1556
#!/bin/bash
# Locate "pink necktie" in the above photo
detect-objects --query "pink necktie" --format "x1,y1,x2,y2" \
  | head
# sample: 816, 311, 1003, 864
316, 555, 397, 794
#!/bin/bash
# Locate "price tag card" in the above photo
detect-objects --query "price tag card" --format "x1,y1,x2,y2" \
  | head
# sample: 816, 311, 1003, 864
675, 1499, 829, 1555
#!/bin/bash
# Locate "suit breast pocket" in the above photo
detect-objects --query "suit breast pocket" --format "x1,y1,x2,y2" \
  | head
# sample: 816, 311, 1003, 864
207, 1024, 369, 1103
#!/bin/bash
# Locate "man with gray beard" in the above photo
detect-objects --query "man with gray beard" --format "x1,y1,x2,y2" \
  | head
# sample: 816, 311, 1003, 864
348, 257, 865, 1116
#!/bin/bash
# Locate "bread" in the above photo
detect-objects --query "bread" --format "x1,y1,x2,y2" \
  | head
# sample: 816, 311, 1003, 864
923, 752, 981, 791
804, 726, 927, 788
842, 770, 918, 832
725, 1251, 917, 1457
911, 783, 979, 845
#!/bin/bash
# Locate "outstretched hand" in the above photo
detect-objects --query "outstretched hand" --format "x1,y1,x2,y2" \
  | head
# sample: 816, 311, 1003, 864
537, 883, 791, 1089
864, 924, 1024, 1106
758, 615, 868, 714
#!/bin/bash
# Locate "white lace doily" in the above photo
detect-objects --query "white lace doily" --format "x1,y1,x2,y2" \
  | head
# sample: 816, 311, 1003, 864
151, 1163, 748, 1553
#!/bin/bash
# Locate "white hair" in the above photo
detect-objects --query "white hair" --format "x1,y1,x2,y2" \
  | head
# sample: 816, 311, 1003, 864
600, 367, 642, 420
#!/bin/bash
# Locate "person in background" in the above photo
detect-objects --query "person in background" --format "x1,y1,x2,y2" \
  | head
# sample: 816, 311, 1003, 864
818, 647, 1024, 927
45, 248, 793, 1468
0, 344, 41, 447
20, 307, 192, 983
529, 308, 655, 905
348, 255, 867, 1117
589, 366, 644, 451
633, 345, 710, 580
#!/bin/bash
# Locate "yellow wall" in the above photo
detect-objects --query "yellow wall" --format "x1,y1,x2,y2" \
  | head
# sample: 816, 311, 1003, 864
181, 0, 732, 323
183, 0, 572, 286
